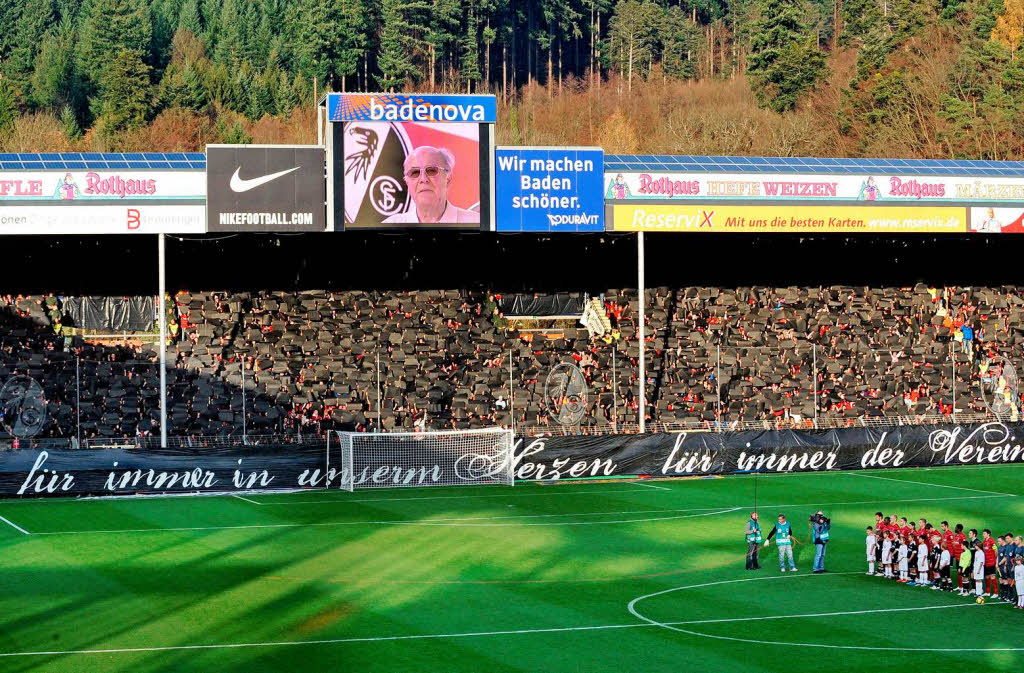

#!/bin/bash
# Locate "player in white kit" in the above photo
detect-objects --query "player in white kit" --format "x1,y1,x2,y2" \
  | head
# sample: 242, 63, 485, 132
1014, 556, 1024, 609
881, 532, 894, 578
866, 526, 877, 575
973, 540, 986, 597
916, 536, 930, 586
897, 537, 910, 582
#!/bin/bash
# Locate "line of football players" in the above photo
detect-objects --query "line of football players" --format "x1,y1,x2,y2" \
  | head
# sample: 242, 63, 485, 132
865, 513, 1024, 608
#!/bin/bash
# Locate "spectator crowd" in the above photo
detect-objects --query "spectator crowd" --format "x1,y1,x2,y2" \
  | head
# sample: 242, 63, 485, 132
1, 283, 1021, 441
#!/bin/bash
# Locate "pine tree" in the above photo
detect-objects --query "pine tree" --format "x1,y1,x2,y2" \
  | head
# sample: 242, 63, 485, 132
5, 0, 56, 106
660, 5, 701, 80
94, 48, 152, 131
78, 0, 152, 97
335, 0, 367, 90
608, 0, 662, 89
747, 0, 826, 112
178, 0, 201, 33
461, 0, 482, 90
30, 19, 79, 112
218, 118, 252, 143
425, 0, 461, 89
0, 0, 25, 62
213, 0, 246, 67
0, 79, 16, 141
378, 0, 429, 91
288, 0, 337, 85
59, 104, 82, 139
272, 70, 299, 114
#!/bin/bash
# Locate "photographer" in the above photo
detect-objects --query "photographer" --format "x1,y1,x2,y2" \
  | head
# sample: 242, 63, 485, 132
811, 510, 831, 573
745, 512, 763, 570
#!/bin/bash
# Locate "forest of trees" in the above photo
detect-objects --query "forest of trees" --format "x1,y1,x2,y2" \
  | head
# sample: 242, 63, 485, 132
0, 0, 1023, 157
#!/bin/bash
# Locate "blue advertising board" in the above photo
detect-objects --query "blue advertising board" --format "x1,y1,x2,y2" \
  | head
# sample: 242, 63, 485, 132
495, 147, 604, 232
328, 93, 497, 123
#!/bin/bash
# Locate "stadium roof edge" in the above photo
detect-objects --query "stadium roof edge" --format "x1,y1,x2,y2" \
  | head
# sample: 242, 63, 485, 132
604, 154, 1024, 177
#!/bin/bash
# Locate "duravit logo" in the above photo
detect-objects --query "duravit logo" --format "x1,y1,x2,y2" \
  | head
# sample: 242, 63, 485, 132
368, 97, 487, 122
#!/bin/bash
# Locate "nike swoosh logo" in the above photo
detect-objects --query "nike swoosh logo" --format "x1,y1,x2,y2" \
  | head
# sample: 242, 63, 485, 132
229, 166, 301, 193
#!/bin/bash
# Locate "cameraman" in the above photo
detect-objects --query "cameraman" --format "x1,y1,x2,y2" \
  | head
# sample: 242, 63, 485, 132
811, 510, 831, 573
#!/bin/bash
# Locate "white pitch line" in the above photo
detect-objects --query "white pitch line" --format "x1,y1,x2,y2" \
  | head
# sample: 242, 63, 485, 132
627, 572, 1019, 652
0, 577, 1011, 659
29, 507, 742, 536
22, 493, 1011, 535
231, 495, 262, 505
755, 493, 1013, 509
847, 471, 1018, 497
0, 622, 652, 658
631, 481, 672, 491
0, 514, 30, 535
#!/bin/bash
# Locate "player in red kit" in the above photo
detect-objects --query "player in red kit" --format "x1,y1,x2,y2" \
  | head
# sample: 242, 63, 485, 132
983, 529, 998, 596
949, 523, 967, 592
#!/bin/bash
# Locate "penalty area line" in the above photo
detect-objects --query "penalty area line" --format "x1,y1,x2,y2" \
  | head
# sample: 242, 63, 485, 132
231, 495, 262, 505
0, 514, 30, 535
847, 471, 1018, 497
630, 481, 672, 491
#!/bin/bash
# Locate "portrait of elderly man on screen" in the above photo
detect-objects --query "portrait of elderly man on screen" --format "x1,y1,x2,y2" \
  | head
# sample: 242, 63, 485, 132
382, 146, 480, 225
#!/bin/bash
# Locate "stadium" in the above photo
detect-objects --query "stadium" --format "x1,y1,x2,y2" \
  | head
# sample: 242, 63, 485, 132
1, 91, 1023, 673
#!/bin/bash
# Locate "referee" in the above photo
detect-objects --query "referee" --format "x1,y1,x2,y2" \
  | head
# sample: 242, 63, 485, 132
745, 512, 763, 570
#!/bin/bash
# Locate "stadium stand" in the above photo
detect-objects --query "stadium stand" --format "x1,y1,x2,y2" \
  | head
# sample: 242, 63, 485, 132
0, 282, 1014, 442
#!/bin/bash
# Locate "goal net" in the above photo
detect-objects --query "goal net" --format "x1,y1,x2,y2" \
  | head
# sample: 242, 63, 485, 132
329, 427, 515, 491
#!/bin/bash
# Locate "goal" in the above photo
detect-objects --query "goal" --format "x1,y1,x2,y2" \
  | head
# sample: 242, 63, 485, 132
328, 427, 515, 491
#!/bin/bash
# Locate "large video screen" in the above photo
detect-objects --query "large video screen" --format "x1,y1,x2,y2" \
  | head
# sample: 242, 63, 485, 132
337, 121, 489, 229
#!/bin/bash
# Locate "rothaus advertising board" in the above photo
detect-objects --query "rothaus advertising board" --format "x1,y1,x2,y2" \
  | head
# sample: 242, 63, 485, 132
327, 93, 495, 231
4, 421, 1024, 497
495, 147, 604, 232
206, 145, 326, 232
0, 170, 205, 234
605, 171, 1024, 204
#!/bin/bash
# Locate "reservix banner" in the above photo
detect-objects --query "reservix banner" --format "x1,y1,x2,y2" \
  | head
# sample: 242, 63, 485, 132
3, 421, 1024, 497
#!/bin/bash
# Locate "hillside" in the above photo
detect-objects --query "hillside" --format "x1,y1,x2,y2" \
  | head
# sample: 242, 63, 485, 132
0, 0, 1022, 157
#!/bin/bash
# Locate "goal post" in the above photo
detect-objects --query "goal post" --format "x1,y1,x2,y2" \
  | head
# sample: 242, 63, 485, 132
328, 427, 514, 490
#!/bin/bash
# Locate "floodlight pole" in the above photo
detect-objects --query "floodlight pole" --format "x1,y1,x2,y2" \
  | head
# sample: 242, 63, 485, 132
158, 233, 168, 449
951, 354, 957, 422
638, 232, 646, 433
376, 351, 382, 432
812, 344, 818, 429
509, 349, 515, 436
612, 346, 617, 431
716, 345, 722, 430
241, 359, 247, 444
75, 355, 81, 449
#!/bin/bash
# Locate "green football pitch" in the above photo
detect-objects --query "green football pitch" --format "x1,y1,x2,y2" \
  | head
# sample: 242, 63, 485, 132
0, 464, 1022, 673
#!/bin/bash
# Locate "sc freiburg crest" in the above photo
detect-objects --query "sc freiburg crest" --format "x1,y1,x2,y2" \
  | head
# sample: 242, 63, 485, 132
343, 122, 412, 224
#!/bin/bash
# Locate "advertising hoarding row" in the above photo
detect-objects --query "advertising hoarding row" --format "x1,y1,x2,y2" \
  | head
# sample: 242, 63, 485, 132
611, 204, 1024, 234
604, 171, 1024, 204
5, 127, 1024, 235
